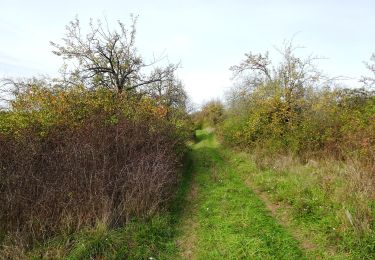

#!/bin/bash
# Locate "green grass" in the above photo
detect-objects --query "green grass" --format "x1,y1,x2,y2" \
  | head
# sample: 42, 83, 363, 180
27, 206, 181, 259
230, 151, 375, 259
176, 129, 304, 259
28, 215, 180, 259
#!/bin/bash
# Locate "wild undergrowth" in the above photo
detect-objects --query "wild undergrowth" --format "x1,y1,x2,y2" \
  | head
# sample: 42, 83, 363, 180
0, 85, 192, 257
230, 151, 375, 259
10, 148, 196, 259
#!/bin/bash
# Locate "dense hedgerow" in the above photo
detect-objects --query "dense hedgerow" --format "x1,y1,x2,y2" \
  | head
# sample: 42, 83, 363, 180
220, 87, 375, 168
218, 43, 375, 171
0, 85, 191, 251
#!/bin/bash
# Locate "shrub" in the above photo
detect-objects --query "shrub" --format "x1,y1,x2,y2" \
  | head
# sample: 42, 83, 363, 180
220, 42, 375, 171
0, 85, 190, 251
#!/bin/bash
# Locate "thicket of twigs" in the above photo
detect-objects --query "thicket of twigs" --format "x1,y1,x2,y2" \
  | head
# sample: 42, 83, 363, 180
0, 85, 191, 252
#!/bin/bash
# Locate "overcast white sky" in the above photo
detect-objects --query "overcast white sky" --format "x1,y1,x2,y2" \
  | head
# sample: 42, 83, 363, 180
1, 0, 374, 105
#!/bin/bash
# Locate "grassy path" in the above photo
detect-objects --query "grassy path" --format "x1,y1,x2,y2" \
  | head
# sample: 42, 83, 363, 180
176, 129, 305, 259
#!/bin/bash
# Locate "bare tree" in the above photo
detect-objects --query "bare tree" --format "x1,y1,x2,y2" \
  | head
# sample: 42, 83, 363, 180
230, 41, 326, 104
230, 51, 272, 83
0, 76, 54, 109
50, 16, 178, 93
0, 80, 13, 108
229, 41, 333, 125
361, 53, 375, 88
146, 71, 187, 110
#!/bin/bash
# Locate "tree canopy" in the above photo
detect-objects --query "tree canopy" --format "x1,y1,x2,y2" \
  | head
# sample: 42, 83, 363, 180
50, 16, 178, 94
